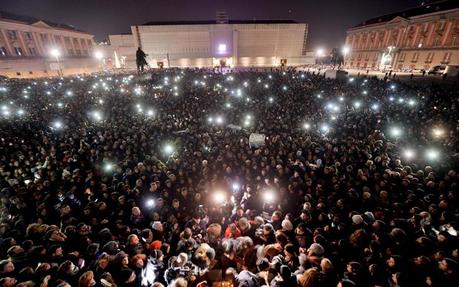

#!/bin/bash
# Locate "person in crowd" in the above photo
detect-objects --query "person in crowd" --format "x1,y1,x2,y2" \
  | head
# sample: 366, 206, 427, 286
0, 67, 457, 286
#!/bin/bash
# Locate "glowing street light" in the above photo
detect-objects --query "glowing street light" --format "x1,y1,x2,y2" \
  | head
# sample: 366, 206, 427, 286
94, 50, 103, 60
371, 103, 379, 111
342, 46, 350, 56
353, 101, 362, 108
50, 48, 60, 58
316, 48, 325, 57
50, 48, 63, 76
147, 109, 154, 117
303, 122, 311, 130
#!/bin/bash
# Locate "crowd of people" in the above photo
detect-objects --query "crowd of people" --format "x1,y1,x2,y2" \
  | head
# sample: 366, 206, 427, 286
0, 68, 457, 287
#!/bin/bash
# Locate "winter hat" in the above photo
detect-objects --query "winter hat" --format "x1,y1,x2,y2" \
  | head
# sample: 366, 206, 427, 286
352, 215, 364, 225
149, 240, 162, 251
364, 212, 375, 222
151, 221, 162, 231
281, 219, 293, 231
280, 265, 291, 279
119, 268, 135, 283
284, 243, 296, 255
207, 223, 222, 238
308, 243, 324, 257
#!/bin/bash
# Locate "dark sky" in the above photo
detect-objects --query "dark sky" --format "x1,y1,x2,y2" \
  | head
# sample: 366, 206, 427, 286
0, 0, 425, 49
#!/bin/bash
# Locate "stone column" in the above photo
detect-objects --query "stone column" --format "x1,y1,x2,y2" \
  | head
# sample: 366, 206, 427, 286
0, 29, 14, 55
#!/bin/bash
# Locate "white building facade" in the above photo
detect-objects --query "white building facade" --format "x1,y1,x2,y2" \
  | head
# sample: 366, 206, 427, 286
0, 11, 99, 78
345, 1, 459, 71
106, 20, 309, 69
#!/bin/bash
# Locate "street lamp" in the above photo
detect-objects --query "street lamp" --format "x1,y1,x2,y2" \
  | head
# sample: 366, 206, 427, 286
316, 48, 325, 65
316, 48, 325, 57
50, 48, 63, 76
342, 46, 350, 56
95, 51, 103, 60
94, 51, 104, 70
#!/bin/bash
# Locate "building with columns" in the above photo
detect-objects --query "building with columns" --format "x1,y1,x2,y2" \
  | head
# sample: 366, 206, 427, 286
0, 11, 99, 78
344, 0, 459, 71
104, 19, 310, 69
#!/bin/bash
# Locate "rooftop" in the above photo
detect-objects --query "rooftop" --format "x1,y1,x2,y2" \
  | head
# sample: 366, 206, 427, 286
142, 19, 299, 26
0, 10, 89, 33
353, 0, 459, 28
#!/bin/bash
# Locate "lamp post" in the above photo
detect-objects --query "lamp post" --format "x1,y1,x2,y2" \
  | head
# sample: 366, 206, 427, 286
94, 51, 104, 70
316, 48, 325, 65
342, 46, 350, 68
50, 48, 62, 77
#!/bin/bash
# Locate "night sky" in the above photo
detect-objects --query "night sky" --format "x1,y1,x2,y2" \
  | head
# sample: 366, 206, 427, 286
0, 0, 426, 49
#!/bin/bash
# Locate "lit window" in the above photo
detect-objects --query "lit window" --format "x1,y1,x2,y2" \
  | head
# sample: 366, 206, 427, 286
8, 30, 17, 40
14, 47, 23, 56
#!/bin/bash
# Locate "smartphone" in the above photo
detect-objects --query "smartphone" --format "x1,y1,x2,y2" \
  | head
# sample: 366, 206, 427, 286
78, 258, 85, 269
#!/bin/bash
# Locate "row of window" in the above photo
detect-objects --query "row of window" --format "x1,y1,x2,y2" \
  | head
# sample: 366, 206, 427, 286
7, 30, 92, 48
149, 47, 209, 53
399, 51, 452, 63
0, 45, 89, 57
348, 21, 459, 50
349, 51, 453, 64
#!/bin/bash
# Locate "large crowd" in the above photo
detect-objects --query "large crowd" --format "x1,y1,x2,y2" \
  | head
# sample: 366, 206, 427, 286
0, 68, 458, 287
